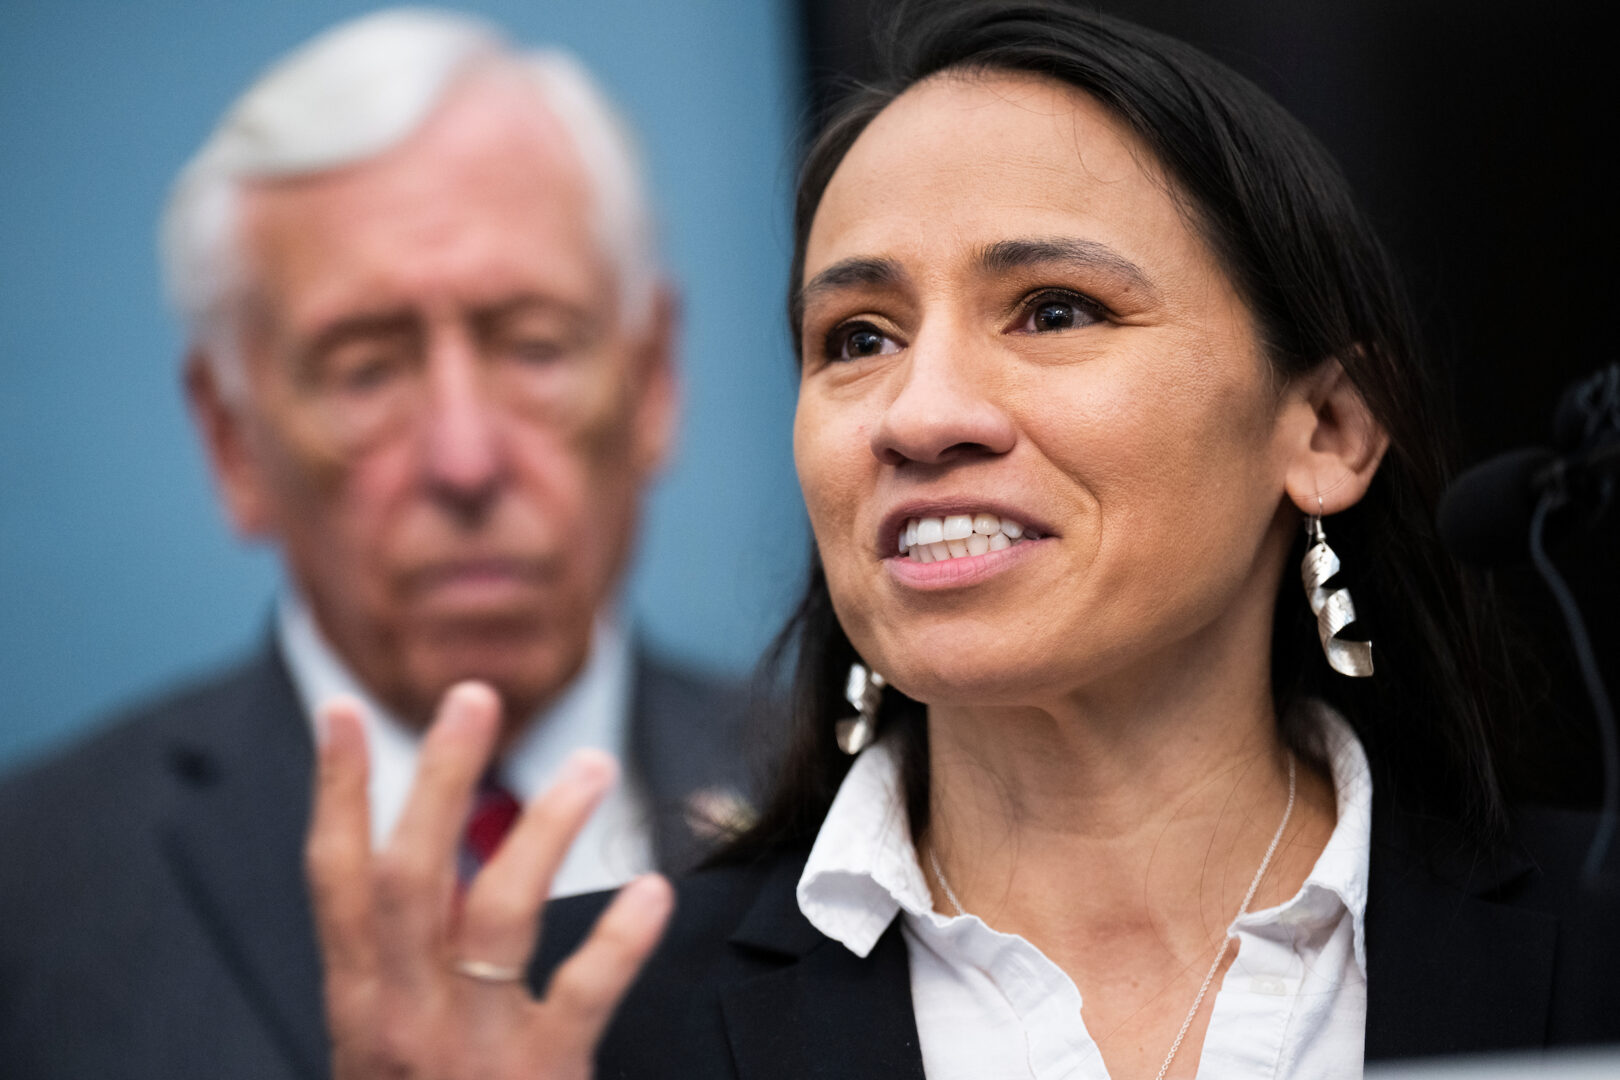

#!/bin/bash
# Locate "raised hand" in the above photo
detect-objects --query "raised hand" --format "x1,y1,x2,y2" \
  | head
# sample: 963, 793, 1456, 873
306, 682, 674, 1080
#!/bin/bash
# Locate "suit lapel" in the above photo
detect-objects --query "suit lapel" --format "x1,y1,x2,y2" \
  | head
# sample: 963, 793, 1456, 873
159, 643, 329, 1079
719, 855, 926, 1080
1364, 802, 1558, 1060
628, 649, 753, 872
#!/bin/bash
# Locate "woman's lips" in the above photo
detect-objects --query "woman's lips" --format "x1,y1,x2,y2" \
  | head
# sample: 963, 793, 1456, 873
885, 533, 1046, 589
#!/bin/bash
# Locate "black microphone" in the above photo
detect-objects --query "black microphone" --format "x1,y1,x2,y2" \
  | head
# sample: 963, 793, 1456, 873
1438, 363, 1620, 880
1437, 364, 1619, 567
1435, 447, 1556, 565
1555, 363, 1620, 455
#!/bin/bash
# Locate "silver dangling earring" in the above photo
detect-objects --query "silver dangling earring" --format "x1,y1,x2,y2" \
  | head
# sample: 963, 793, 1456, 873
1301, 497, 1374, 677
835, 662, 886, 755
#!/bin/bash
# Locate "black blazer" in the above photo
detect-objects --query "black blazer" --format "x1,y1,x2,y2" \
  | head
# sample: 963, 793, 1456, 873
531, 802, 1620, 1078
0, 639, 753, 1080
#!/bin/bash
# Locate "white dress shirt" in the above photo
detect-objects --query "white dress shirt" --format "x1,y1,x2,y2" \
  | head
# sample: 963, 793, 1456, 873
798, 703, 1373, 1079
278, 595, 654, 897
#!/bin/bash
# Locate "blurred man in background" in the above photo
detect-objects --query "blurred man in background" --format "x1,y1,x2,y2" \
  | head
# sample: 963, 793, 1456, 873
0, 10, 751, 1076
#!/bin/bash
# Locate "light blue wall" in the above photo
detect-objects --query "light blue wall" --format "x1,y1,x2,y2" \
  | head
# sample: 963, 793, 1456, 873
0, 1, 809, 769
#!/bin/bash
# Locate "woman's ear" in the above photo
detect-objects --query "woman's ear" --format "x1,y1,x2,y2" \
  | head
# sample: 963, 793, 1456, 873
1282, 358, 1390, 515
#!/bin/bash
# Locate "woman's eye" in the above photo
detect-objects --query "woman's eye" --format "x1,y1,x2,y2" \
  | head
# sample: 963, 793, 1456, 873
1016, 291, 1103, 334
826, 322, 900, 362
1035, 301, 1075, 331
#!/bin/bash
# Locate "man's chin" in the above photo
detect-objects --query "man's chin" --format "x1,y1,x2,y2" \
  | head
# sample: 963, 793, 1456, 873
401, 645, 584, 731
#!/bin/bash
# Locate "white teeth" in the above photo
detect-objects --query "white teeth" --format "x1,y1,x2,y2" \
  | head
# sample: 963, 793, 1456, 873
896, 513, 1036, 565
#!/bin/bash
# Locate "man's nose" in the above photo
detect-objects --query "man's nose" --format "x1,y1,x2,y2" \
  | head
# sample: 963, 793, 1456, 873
420, 335, 506, 519
869, 329, 1017, 467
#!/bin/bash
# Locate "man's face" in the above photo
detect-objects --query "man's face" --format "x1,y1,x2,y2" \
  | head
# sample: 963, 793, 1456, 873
190, 77, 676, 729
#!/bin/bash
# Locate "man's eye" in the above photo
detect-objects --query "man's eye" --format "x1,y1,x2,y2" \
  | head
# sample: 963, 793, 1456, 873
331, 353, 404, 393
1015, 291, 1103, 333
827, 322, 900, 362
507, 338, 566, 365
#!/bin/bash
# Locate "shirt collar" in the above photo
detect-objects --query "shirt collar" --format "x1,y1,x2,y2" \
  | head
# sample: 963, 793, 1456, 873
277, 593, 633, 849
1234, 700, 1373, 977
797, 702, 1374, 974
798, 738, 935, 957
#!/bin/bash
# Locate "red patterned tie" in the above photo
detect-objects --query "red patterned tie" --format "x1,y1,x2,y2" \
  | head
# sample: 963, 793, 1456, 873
460, 778, 521, 882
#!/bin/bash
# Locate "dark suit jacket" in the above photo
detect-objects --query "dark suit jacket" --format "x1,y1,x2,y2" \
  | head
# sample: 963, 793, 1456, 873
0, 640, 753, 1079
528, 802, 1620, 1079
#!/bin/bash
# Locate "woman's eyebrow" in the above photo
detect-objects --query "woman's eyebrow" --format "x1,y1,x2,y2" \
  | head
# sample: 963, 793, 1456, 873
978, 237, 1156, 296
797, 256, 908, 310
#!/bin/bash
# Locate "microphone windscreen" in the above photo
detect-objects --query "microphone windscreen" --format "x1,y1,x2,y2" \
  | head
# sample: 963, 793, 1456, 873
1436, 447, 1554, 565
1553, 364, 1619, 453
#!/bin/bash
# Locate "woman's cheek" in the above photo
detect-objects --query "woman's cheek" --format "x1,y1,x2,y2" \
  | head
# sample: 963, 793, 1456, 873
797, 405, 865, 532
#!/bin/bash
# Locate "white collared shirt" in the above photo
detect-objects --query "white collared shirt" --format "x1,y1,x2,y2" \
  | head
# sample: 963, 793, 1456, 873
798, 705, 1373, 1079
278, 595, 653, 897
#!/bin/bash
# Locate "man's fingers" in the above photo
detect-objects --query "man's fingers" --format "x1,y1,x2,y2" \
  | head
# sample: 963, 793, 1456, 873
306, 698, 376, 982
455, 749, 618, 971
539, 874, 674, 1057
374, 682, 501, 992
388, 681, 503, 858
308, 697, 669, 1076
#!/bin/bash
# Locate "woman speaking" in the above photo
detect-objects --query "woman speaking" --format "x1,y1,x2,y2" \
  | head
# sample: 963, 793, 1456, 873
304, 2, 1619, 1076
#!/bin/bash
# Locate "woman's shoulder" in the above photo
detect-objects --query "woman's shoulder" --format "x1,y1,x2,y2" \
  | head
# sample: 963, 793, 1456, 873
532, 847, 871, 1079
533, 845, 923, 1079
1365, 799, 1620, 1057
1508, 805, 1618, 885
1500, 805, 1620, 946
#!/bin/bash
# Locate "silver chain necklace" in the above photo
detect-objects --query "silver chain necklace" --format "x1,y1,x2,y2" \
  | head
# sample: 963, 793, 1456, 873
927, 756, 1296, 1080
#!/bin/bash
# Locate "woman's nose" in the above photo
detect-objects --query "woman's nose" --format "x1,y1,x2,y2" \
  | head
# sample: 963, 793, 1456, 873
869, 335, 1016, 467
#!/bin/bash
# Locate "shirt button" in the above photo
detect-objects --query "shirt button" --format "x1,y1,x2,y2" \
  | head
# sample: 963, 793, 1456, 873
1250, 976, 1288, 996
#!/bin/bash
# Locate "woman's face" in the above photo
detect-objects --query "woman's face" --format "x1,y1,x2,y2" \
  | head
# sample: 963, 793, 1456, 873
794, 73, 1306, 708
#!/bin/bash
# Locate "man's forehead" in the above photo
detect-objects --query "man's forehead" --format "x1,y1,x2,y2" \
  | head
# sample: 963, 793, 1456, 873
397, 68, 588, 185
245, 72, 594, 235
234, 74, 612, 334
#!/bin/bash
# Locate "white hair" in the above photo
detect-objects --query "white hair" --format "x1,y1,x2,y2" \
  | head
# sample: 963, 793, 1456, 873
160, 7, 659, 396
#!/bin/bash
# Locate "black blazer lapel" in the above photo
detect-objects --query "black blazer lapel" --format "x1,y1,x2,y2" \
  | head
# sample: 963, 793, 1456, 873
719, 856, 926, 1080
158, 643, 329, 1079
1364, 802, 1558, 1060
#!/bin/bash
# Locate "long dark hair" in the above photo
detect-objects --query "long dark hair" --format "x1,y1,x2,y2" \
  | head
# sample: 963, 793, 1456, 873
724, 0, 1519, 862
